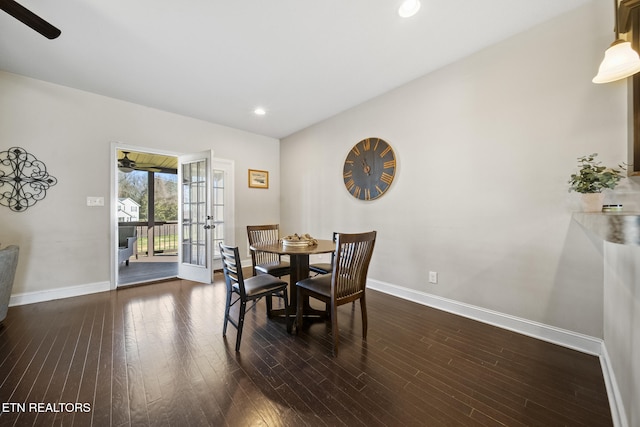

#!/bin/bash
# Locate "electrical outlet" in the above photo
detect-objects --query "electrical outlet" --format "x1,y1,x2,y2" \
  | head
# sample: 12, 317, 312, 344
428, 271, 438, 284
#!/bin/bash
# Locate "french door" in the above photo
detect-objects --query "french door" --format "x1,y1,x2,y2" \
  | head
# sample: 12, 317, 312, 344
211, 159, 234, 270
177, 150, 214, 283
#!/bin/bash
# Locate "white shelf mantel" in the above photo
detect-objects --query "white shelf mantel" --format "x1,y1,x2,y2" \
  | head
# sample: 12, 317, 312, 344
572, 212, 640, 246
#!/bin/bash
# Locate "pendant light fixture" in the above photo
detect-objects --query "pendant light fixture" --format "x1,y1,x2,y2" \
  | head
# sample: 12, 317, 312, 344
593, 0, 640, 83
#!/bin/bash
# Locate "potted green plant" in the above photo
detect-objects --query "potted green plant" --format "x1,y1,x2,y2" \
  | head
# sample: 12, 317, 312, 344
568, 153, 626, 212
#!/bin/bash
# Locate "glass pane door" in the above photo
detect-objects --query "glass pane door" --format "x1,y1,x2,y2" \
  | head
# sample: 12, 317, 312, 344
178, 150, 213, 283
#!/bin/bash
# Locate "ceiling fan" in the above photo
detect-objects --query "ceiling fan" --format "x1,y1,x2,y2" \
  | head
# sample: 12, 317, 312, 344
0, 0, 61, 39
118, 152, 137, 173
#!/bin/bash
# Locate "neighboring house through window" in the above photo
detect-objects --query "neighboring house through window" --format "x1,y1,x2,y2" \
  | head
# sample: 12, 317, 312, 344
117, 198, 141, 222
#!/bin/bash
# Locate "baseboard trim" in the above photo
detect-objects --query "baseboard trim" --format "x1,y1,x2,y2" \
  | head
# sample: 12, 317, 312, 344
367, 279, 627, 426
9, 281, 111, 307
599, 345, 629, 427
367, 279, 602, 354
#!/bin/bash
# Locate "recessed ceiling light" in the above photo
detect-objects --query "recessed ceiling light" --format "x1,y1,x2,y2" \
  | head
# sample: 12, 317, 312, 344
254, 107, 266, 116
398, 0, 421, 18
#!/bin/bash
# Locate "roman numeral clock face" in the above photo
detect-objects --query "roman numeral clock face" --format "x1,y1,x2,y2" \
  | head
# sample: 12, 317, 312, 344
343, 138, 396, 200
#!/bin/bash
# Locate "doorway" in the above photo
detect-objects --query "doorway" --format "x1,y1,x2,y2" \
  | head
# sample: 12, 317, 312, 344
111, 143, 235, 288
116, 147, 179, 286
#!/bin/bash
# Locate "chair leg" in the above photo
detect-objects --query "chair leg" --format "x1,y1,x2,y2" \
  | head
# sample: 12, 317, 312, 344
296, 287, 304, 334
222, 290, 232, 337
236, 301, 247, 351
331, 300, 339, 356
283, 288, 292, 333
360, 295, 368, 341
265, 295, 273, 318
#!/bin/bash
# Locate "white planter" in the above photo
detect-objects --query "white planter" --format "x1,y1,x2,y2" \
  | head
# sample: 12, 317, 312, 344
580, 193, 605, 212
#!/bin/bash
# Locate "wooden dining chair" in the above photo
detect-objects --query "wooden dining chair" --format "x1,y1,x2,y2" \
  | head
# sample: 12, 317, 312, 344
219, 243, 291, 351
295, 231, 377, 356
247, 224, 291, 278
309, 232, 337, 276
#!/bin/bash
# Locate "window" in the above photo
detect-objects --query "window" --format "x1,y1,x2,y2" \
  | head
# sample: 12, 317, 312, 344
212, 169, 225, 259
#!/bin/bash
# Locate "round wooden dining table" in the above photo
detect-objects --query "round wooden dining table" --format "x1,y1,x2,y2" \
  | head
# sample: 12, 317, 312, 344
250, 239, 335, 315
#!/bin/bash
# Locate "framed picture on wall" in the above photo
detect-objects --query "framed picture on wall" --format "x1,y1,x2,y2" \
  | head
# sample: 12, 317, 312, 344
248, 169, 269, 189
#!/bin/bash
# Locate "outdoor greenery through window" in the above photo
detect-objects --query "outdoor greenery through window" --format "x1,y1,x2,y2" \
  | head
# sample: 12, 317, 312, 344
118, 170, 178, 222
118, 170, 178, 255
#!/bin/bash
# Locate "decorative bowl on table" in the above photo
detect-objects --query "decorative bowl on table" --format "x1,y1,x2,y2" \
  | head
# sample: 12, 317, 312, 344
281, 233, 318, 246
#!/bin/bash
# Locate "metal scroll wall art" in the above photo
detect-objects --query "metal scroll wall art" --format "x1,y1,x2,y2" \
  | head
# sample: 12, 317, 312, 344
0, 147, 58, 212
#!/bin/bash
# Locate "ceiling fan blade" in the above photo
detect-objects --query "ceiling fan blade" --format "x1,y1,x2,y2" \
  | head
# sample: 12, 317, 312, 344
0, 0, 61, 39
136, 165, 175, 173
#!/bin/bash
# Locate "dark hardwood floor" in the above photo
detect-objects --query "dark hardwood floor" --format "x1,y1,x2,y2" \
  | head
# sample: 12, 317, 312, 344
0, 272, 612, 426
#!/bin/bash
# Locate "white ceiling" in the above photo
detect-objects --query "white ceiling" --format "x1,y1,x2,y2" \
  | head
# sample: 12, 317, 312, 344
1, 0, 593, 139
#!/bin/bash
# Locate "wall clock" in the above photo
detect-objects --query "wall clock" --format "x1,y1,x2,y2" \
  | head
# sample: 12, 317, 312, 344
343, 137, 396, 200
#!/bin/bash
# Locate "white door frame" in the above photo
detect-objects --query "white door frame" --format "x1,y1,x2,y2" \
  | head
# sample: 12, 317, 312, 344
211, 158, 235, 270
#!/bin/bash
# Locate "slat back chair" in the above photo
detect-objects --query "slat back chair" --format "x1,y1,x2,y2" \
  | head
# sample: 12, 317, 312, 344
219, 242, 291, 351
296, 231, 377, 355
309, 232, 337, 275
247, 224, 291, 278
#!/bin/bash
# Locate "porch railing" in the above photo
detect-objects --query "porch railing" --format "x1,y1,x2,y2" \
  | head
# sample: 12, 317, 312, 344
119, 221, 178, 255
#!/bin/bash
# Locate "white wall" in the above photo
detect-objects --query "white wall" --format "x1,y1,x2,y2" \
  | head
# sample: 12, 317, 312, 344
0, 70, 281, 295
281, 1, 640, 422
282, 0, 631, 337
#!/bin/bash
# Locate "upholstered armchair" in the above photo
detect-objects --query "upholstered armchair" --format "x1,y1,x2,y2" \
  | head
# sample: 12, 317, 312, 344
0, 245, 19, 323
118, 226, 138, 266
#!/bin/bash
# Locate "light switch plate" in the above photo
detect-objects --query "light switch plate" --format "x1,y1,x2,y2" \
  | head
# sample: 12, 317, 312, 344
87, 196, 104, 207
